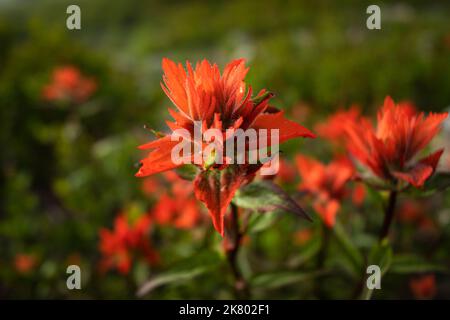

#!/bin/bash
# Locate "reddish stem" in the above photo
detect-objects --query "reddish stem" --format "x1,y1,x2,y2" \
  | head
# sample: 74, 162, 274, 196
379, 190, 398, 241
225, 203, 250, 299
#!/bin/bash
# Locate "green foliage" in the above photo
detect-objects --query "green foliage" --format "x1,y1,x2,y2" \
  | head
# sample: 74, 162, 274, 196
233, 180, 311, 221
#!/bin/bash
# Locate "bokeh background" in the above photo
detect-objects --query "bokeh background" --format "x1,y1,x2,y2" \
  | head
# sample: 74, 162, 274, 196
1, 0, 450, 299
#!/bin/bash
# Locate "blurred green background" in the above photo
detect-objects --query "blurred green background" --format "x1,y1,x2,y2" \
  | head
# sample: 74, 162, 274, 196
1, 0, 450, 299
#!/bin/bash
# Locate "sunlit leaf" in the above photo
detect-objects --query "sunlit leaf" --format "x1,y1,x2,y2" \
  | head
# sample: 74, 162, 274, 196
136, 251, 221, 297
136, 267, 208, 297
251, 270, 326, 290
233, 180, 311, 221
247, 211, 279, 233
333, 222, 364, 277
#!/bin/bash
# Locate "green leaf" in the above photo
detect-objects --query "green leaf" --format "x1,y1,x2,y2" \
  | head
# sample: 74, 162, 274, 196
175, 164, 199, 181
390, 255, 448, 274
252, 91, 273, 106
288, 237, 322, 267
360, 239, 393, 300
136, 251, 221, 297
247, 211, 279, 233
333, 222, 364, 277
136, 267, 208, 297
368, 239, 393, 277
233, 180, 311, 221
251, 270, 326, 290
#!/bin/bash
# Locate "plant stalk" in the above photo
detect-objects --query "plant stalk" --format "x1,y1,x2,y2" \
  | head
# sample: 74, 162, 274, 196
379, 190, 398, 242
226, 203, 250, 299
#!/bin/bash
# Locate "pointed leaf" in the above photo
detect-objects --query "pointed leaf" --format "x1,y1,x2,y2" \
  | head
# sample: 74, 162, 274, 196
233, 180, 311, 221
175, 164, 199, 181
136, 251, 221, 297
251, 270, 326, 290
333, 222, 364, 277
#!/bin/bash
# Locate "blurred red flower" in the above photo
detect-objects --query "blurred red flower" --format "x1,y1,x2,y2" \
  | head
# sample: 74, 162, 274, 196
260, 157, 297, 184
150, 172, 203, 229
410, 274, 436, 299
398, 200, 436, 232
136, 58, 315, 235
399, 200, 423, 223
294, 229, 313, 245
315, 105, 361, 147
98, 213, 159, 274
42, 65, 97, 103
345, 96, 448, 187
296, 155, 356, 227
14, 253, 37, 274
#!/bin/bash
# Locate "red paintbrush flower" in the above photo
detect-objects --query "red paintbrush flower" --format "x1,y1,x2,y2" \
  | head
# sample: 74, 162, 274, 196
315, 105, 361, 147
98, 212, 159, 274
345, 96, 448, 188
42, 65, 97, 103
410, 274, 437, 299
296, 155, 355, 227
136, 58, 315, 235
150, 172, 203, 229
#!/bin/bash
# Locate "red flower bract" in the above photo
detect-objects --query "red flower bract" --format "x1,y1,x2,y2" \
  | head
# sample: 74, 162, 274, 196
315, 105, 361, 147
296, 155, 355, 227
345, 96, 448, 188
410, 274, 437, 299
149, 172, 203, 229
98, 213, 158, 274
136, 58, 315, 235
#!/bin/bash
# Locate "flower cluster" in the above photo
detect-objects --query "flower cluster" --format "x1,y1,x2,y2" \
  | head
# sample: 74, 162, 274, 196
143, 172, 203, 229
98, 213, 158, 274
345, 97, 448, 188
42, 65, 97, 103
296, 155, 363, 227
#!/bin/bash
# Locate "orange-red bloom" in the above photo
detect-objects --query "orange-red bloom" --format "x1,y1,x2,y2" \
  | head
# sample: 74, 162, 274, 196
296, 156, 355, 227
98, 213, 159, 274
149, 172, 203, 229
136, 58, 315, 235
410, 274, 437, 299
43, 65, 97, 103
345, 96, 448, 188
316, 105, 361, 147
14, 253, 37, 274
